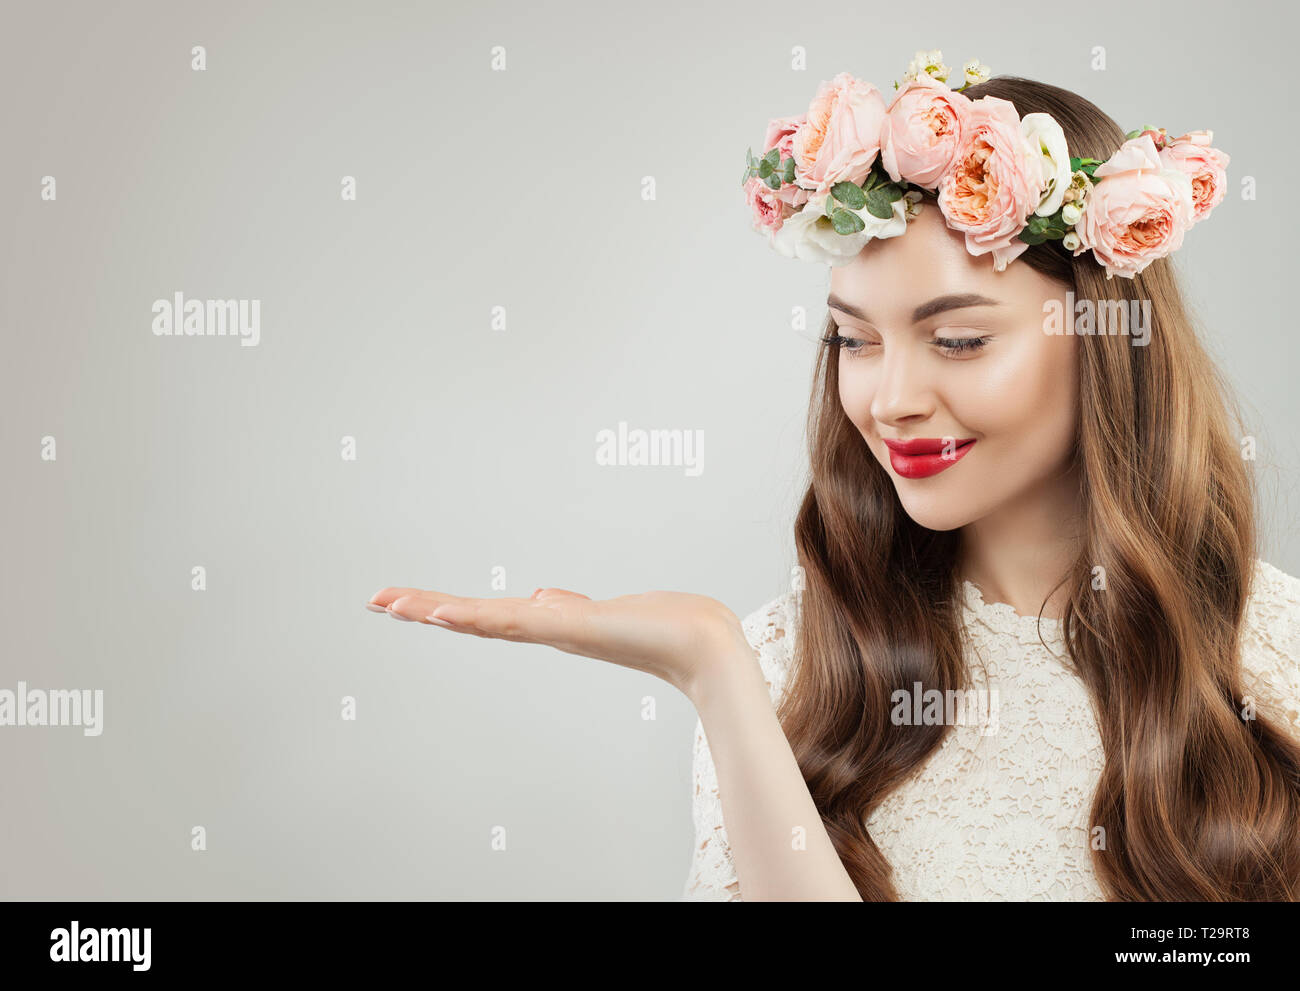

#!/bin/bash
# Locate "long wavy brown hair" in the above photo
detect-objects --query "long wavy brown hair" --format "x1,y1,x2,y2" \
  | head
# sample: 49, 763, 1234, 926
785, 75, 1300, 900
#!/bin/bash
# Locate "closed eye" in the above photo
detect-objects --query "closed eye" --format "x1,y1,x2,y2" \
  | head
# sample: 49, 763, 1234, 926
932, 335, 990, 355
820, 332, 991, 357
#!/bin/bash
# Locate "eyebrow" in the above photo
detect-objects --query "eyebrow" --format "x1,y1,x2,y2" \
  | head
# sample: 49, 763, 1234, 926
826, 292, 1004, 325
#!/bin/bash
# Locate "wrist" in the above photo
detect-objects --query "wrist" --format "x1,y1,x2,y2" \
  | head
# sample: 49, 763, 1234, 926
684, 637, 768, 714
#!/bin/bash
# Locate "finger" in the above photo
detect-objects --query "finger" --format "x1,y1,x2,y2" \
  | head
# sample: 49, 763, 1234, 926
387, 591, 481, 623
428, 596, 585, 646
367, 587, 426, 610
533, 587, 592, 601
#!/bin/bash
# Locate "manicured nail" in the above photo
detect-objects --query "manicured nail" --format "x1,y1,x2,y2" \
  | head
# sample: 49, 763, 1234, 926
426, 616, 454, 628
387, 607, 414, 621
365, 603, 388, 612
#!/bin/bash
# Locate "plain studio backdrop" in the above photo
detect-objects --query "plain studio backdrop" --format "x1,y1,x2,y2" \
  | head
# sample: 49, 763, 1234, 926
1, 0, 1296, 899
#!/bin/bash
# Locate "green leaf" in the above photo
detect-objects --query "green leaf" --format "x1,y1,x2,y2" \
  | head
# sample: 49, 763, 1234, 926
765, 173, 781, 190
865, 188, 895, 220
782, 158, 796, 182
1018, 230, 1048, 245
830, 208, 866, 234
763, 148, 780, 168
758, 159, 773, 179
831, 181, 866, 209
881, 183, 905, 202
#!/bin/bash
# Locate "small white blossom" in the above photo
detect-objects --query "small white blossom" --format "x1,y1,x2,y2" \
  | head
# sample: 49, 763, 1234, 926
963, 59, 991, 86
907, 48, 950, 83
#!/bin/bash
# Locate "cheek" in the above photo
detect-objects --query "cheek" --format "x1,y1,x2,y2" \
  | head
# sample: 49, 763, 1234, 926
837, 362, 872, 421
958, 335, 1078, 453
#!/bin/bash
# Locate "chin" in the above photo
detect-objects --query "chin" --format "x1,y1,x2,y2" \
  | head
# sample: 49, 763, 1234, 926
894, 495, 979, 533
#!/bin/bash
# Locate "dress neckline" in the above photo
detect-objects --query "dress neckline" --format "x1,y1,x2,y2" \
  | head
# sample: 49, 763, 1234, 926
960, 579, 1066, 645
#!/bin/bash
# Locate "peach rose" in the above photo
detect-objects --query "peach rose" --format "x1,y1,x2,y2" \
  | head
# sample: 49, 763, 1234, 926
1073, 134, 1194, 279
792, 72, 887, 192
1158, 130, 1229, 224
879, 74, 972, 188
936, 95, 1045, 272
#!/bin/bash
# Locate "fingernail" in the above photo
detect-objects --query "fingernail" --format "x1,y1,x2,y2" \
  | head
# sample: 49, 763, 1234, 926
426, 616, 453, 627
387, 607, 414, 622
366, 603, 388, 612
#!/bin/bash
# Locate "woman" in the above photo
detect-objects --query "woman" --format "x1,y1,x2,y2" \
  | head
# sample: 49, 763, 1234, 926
367, 60, 1300, 900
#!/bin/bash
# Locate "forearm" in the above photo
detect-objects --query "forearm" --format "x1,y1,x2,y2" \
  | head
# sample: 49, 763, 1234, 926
689, 650, 863, 901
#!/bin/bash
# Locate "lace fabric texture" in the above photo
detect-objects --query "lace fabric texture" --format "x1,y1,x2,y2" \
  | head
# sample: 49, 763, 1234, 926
682, 559, 1300, 901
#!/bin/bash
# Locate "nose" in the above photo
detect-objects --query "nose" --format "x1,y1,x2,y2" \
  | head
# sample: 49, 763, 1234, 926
868, 341, 936, 426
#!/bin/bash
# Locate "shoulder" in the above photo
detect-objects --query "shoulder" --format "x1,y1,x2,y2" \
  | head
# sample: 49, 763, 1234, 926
1240, 559, 1300, 733
738, 588, 801, 708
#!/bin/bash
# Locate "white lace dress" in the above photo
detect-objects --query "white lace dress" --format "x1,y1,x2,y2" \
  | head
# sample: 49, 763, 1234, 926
682, 558, 1300, 900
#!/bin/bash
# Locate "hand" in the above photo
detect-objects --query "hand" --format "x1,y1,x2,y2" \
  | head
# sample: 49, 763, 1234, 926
365, 585, 754, 700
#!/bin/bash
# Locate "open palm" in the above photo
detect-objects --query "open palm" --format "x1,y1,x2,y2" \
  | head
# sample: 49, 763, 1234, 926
367, 585, 752, 700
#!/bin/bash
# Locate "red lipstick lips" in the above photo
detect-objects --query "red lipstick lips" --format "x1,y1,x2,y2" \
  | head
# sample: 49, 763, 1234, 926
882, 436, 976, 479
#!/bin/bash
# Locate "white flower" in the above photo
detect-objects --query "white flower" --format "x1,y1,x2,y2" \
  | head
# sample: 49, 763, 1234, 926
1020, 113, 1072, 217
906, 49, 950, 83
963, 59, 991, 85
1062, 231, 1081, 250
1061, 202, 1082, 225
770, 190, 909, 266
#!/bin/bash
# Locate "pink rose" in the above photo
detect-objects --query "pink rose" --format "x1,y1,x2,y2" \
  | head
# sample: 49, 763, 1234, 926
880, 74, 973, 188
1158, 130, 1229, 224
936, 95, 1045, 272
744, 175, 790, 235
792, 72, 886, 192
755, 114, 812, 211
763, 114, 804, 162
1073, 134, 1194, 279
1137, 127, 1169, 150
773, 181, 810, 210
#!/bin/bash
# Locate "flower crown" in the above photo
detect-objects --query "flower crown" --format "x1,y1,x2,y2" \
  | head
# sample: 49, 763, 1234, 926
741, 49, 1229, 280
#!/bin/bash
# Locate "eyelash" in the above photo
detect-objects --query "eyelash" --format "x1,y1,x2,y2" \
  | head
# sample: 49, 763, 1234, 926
820, 331, 991, 357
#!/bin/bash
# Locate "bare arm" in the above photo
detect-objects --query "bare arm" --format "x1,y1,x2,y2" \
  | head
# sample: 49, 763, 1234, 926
686, 648, 863, 901
364, 582, 858, 899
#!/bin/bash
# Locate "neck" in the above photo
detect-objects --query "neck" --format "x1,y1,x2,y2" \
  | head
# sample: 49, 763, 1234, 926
958, 460, 1084, 621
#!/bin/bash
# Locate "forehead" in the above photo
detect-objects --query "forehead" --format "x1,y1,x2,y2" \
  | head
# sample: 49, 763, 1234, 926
828, 205, 1010, 317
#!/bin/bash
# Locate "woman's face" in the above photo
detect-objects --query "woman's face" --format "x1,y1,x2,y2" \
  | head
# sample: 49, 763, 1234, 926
829, 202, 1080, 532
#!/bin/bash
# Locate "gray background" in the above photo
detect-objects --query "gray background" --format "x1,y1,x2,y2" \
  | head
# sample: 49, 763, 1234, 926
1, 0, 1295, 899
